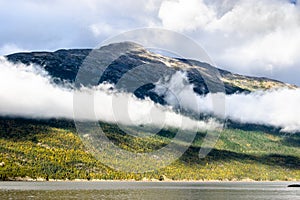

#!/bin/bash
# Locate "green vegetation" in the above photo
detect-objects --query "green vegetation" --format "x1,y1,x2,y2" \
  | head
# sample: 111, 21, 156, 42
0, 118, 299, 181
221, 76, 296, 91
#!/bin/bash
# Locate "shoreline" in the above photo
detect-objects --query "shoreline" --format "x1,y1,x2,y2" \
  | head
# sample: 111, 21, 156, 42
1, 176, 298, 182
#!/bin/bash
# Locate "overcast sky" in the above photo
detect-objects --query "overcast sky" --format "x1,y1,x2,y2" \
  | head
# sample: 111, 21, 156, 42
1, 0, 300, 85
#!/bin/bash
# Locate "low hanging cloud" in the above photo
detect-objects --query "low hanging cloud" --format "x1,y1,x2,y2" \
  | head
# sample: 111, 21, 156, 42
0, 57, 220, 131
155, 71, 300, 133
224, 90, 300, 132
1, 57, 300, 132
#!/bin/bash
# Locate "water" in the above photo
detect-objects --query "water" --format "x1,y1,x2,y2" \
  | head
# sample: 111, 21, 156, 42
0, 181, 299, 200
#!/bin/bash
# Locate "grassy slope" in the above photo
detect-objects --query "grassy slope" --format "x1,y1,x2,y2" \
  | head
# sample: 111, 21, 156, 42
0, 118, 299, 181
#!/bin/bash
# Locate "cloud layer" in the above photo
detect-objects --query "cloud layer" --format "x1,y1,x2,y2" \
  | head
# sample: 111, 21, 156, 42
1, 58, 300, 132
155, 71, 300, 133
0, 57, 219, 131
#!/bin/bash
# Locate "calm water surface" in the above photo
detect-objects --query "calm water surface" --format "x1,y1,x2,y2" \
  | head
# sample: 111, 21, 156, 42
0, 181, 299, 200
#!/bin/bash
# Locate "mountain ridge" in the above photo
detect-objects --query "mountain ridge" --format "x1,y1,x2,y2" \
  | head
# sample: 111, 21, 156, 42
5, 42, 296, 97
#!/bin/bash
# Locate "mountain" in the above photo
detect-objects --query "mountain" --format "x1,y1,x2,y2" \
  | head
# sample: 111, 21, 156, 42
1, 42, 300, 181
6, 42, 296, 104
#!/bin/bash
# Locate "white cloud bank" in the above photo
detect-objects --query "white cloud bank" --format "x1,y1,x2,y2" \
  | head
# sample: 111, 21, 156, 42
224, 90, 300, 132
1, 58, 300, 132
206, 90, 300, 133
155, 71, 300, 133
0, 57, 219, 131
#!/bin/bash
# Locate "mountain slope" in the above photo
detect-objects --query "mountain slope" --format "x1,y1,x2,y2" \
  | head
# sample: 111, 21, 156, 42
0, 117, 299, 181
6, 42, 296, 99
